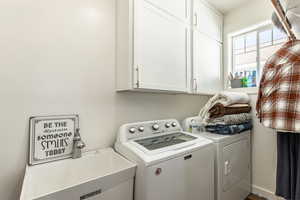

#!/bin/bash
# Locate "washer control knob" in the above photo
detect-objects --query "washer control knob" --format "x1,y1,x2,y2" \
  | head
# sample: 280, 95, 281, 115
152, 124, 160, 131
171, 122, 177, 127
129, 127, 136, 134
165, 123, 171, 128
138, 126, 145, 132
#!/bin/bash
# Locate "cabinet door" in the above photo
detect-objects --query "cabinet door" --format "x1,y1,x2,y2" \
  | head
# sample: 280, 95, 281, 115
134, 0, 189, 92
145, 0, 190, 21
193, 31, 223, 94
193, 0, 223, 42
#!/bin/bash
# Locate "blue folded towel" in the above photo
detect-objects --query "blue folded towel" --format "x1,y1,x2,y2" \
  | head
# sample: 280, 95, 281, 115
205, 121, 252, 135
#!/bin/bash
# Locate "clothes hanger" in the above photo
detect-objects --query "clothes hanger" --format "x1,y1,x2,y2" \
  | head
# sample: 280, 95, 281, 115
271, 0, 297, 40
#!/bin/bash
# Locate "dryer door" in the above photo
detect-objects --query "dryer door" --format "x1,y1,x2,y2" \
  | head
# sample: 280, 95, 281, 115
222, 138, 250, 192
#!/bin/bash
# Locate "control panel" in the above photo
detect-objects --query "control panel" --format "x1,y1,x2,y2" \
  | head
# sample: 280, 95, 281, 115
121, 119, 182, 140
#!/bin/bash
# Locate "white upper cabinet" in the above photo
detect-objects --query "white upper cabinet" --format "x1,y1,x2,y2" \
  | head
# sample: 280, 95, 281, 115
134, 1, 190, 91
192, 32, 223, 94
193, 0, 223, 42
116, 0, 223, 94
116, 0, 191, 92
145, 0, 190, 21
191, 0, 224, 94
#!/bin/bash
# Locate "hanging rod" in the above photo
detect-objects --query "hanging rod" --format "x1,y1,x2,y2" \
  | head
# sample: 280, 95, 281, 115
271, 0, 297, 40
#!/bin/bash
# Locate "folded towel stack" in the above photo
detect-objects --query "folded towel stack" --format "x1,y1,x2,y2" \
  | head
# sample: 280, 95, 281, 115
199, 92, 253, 135
206, 122, 252, 135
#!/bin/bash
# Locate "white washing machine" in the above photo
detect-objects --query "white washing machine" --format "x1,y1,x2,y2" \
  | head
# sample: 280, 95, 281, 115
115, 119, 215, 200
182, 117, 251, 200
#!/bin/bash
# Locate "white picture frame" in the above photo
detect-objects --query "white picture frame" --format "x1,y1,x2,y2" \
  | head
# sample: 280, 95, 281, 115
29, 114, 79, 165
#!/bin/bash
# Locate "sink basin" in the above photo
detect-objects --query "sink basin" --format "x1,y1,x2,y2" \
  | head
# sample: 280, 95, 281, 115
20, 148, 136, 200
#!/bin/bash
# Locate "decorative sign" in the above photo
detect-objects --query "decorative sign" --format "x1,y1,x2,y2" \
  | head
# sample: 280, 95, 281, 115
29, 115, 79, 165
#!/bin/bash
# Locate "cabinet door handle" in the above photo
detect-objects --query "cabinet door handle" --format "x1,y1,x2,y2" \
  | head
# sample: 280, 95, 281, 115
184, 154, 192, 160
136, 65, 140, 88
193, 78, 198, 92
194, 13, 198, 26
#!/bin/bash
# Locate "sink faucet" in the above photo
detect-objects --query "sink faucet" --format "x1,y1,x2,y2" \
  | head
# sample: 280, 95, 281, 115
72, 128, 86, 159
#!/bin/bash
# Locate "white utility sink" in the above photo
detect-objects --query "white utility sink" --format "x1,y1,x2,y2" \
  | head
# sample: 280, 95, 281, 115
20, 148, 136, 200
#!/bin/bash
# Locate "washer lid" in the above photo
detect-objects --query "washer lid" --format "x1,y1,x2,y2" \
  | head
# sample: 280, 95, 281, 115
120, 132, 213, 166
134, 132, 197, 151
130, 131, 204, 156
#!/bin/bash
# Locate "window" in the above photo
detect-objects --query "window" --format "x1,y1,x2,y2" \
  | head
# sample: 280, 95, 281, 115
231, 25, 287, 88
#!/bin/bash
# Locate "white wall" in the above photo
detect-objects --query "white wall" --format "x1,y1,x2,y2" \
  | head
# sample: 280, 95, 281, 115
224, 0, 279, 198
0, 0, 209, 199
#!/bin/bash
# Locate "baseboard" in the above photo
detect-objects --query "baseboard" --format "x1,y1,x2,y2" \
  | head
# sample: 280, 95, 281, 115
252, 185, 284, 200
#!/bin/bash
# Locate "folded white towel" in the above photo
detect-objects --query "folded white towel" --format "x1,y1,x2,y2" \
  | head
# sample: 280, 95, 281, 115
199, 91, 250, 123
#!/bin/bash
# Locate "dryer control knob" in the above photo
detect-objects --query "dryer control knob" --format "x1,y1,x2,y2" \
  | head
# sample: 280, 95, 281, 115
152, 124, 159, 131
129, 127, 136, 134
138, 126, 145, 132
165, 123, 171, 128
171, 122, 177, 127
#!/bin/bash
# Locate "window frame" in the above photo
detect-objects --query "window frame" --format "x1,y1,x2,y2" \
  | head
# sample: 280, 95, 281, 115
228, 21, 287, 93
230, 24, 274, 82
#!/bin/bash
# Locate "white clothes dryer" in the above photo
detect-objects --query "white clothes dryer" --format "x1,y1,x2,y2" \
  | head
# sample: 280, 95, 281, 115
182, 116, 251, 200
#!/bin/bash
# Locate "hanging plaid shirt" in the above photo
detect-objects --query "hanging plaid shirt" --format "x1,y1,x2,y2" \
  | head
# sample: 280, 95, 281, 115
257, 40, 300, 132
